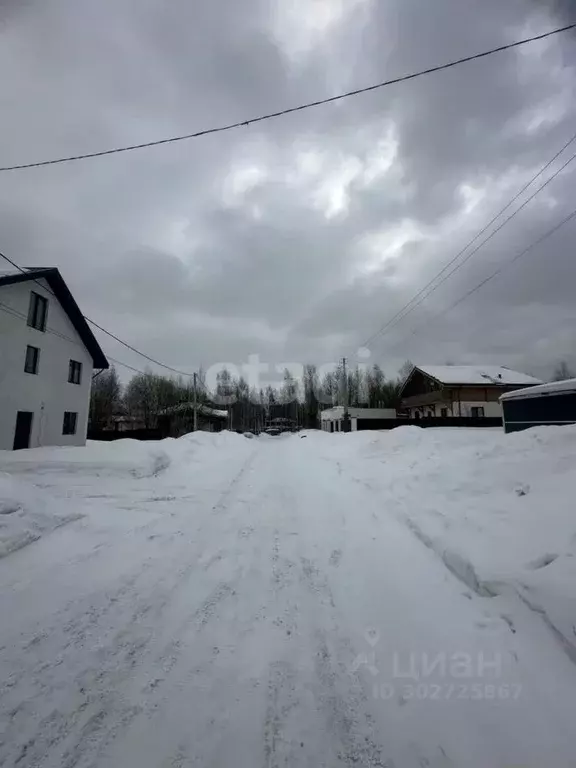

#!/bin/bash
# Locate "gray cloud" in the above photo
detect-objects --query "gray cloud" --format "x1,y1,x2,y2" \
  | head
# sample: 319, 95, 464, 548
0, 0, 575, 382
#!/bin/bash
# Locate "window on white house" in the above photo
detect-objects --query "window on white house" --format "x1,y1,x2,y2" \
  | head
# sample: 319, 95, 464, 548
63, 411, 78, 435
24, 345, 40, 375
27, 291, 48, 331
68, 359, 82, 385
441, 407, 448, 417
471, 406, 485, 418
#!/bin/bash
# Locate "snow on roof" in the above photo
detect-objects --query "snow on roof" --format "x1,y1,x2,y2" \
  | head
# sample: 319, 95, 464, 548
416, 365, 542, 387
500, 378, 576, 401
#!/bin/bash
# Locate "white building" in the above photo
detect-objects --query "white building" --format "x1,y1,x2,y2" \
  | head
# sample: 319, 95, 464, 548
0, 268, 108, 450
399, 364, 542, 419
320, 406, 397, 432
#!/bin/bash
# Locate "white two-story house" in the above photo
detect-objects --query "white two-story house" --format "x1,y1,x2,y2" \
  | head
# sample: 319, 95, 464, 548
0, 268, 108, 450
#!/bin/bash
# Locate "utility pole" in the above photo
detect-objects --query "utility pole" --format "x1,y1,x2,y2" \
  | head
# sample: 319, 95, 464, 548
341, 357, 351, 432
193, 372, 198, 432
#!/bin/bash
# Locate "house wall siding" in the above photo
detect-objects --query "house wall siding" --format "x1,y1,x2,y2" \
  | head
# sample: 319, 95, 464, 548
0, 279, 93, 450
458, 400, 502, 418
407, 400, 502, 418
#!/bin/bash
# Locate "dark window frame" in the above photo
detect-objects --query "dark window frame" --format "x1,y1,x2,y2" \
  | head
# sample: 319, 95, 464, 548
441, 407, 448, 417
62, 411, 78, 435
27, 291, 48, 332
471, 406, 485, 418
24, 345, 40, 375
68, 359, 83, 385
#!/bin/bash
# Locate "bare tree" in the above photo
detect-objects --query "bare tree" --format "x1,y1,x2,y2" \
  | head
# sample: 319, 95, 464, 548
553, 360, 575, 381
398, 359, 414, 383
303, 364, 319, 427
123, 371, 185, 428
319, 371, 338, 405
215, 367, 236, 403
366, 364, 385, 408
89, 366, 122, 429
265, 385, 277, 407
280, 368, 299, 404
124, 372, 159, 428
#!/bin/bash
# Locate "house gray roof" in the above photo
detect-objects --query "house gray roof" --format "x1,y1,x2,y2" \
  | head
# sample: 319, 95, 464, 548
0, 267, 108, 369
413, 364, 541, 387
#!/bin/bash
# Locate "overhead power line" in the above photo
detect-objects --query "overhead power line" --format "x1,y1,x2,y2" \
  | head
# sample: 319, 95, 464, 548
83, 316, 195, 377
363, 128, 576, 351
0, 298, 147, 379
1, 23, 574, 173
107, 356, 147, 375
0, 299, 83, 347
0, 249, 196, 377
0, 293, 172, 379
394, 204, 576, 347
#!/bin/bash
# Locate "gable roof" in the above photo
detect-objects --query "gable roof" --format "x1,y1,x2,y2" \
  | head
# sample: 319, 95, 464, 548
416, 364, 542, 386
0, 268, 109, 369
402, 364, 541, 393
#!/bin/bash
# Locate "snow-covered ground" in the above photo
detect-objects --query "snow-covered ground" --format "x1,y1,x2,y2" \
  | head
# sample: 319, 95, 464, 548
1, 427, 575, 767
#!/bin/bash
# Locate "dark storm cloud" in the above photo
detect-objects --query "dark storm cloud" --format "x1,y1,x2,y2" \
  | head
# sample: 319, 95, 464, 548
0, 0, 575, 379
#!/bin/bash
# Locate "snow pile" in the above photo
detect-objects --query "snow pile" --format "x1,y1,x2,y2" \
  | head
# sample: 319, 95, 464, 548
0, 431, 254, 556
0, 430, 252, 482
318, 425, 576, 657
0, 473, 82, 558
0, 439, 173, 479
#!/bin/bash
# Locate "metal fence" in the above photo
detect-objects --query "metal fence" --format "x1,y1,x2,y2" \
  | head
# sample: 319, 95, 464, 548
87, 429, 163, 442
356, 417, 502, 430
88, 417, 504, 441
502, 392, 576, 433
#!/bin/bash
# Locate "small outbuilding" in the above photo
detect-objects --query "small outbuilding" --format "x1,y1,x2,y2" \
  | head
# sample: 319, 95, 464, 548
157, 402, 228, 436
500, 378, 576, 433
320, 406, 396, 432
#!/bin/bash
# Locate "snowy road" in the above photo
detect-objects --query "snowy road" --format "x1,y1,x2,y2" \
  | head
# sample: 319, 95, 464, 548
1, 431, 576, 767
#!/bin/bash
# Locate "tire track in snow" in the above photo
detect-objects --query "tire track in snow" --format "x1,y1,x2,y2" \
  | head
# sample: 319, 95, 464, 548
259, 467, 392, 768
312, 630, 389, 767
263, 661, 300, 768
400, 512, 576, 667
401, 516, 498, 598
0, 500, 245, 768
210, 449, 258, 515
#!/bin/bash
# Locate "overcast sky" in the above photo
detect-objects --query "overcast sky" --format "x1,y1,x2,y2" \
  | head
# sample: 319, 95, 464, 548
1, 0, 575, 384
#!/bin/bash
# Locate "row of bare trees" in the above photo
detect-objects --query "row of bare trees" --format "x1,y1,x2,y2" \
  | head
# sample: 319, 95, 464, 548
91, 358, 574, 433
89, 369, 209, 430
89, 361, 413, 432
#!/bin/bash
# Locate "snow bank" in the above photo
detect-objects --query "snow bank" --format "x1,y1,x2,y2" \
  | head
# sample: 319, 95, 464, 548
0, 439, 169, 479
0, 430, 253, 557
320, 425, 576, 655
0, 430, 252, 481
0, 473, 82, 558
